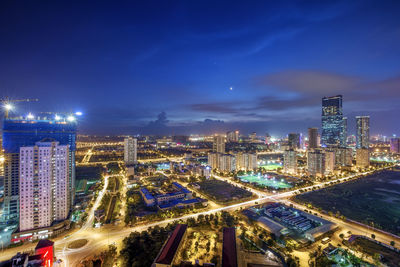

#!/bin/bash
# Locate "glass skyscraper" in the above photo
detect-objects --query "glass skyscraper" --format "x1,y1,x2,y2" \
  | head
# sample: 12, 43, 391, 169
321, 95, 346, 147
2, 118, 77, 224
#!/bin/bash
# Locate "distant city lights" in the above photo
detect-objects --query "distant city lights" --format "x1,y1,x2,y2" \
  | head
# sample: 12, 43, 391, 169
27, 113, 34, 119
67, 115, 76, 122
75, 111, 83, 116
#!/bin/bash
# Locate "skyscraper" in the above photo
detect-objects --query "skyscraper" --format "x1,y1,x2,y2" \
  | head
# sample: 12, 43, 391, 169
19, 141, 69, 231
213, 135, 225, 153
2, 117, 77, 223
308, 128, 319, 149
124, 137, 137, 164
356, 116, 370, 149
288, 133, 300, 150
321, 95, 346, 147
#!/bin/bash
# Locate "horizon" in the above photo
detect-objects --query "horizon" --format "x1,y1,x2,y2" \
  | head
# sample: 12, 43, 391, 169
1, 1, 400, 136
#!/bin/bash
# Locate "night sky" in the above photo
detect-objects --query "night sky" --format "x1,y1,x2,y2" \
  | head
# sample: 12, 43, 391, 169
1, 1, 400, 136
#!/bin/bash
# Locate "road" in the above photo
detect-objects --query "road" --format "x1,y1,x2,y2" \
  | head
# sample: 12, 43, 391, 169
0, 165, 398, 266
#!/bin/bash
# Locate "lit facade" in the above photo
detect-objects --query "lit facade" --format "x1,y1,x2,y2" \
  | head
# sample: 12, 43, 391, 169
19, 141, 69, 232
324, 150, 335, 174
334, 147, 353, 167
321, 95, 346, 147
124, 136, 137, 164
235, 152, 257, 171
283, 149, 297, 174
2, 118, 76, 223
307, 150, 326, 177
356, 116, 370, 149
356, 148, 370, 168
213, 135, 225, 153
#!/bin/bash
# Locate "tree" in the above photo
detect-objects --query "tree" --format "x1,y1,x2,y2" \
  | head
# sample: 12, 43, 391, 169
339, 233, 344, 239
390, 241, 395, 247
371, 234, 375, 239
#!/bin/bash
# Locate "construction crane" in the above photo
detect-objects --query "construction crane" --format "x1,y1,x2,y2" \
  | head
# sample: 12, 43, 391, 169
1, 98, 39, 118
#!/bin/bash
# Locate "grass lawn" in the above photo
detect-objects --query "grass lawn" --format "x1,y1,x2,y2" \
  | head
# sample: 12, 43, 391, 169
294, 170, 400, 235
196, 179, 253, 203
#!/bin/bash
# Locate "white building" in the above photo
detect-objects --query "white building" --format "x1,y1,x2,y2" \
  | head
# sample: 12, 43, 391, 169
193, 165, 211, 178
213, 135, 225, 153
307, 150, 326, 178
19, 141, 69, 232
283, 149, 297, 174
235, 152, 257, 171
208, 152, 235, 172
124, 137, 137, 164
208, 152, 219, 170
219, 154, 236, 172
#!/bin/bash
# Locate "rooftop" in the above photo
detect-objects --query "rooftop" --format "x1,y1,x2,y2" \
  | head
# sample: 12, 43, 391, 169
154, 224, 187, 265
222, 227, 238, 267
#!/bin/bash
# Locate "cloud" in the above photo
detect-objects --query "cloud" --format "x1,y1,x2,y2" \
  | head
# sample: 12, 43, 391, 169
190, 103, 240, 114
255, 70, 361, 95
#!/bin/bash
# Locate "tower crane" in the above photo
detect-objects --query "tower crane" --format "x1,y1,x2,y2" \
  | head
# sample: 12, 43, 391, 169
1, 98, 39, 118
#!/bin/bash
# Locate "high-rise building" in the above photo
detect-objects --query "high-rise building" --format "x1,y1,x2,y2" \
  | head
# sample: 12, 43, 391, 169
288, 133, 300, 150
307, 150, 326, 177
308, 128, 319, 149
390, 138, 400, 153
356, 116, 370, 149
2, 117, 77, 223
283, 149, 297, 174
213, 135, 225, 153
235, 152, 257, 171
356, 148, 370, 168
324, 150, 335, 174
321, 95, 346, 146
208, 152, 219, 170
19, 141, 69, 231
124, 137, 137, 164
226, 130, 239, 142
218, 154, 236, 172
334, 147, 353, 167
208, 152, 236, 172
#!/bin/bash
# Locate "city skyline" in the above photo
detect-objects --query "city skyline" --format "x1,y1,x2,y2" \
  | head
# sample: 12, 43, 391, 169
1, 2, 400, 266
1, 1, 400, 136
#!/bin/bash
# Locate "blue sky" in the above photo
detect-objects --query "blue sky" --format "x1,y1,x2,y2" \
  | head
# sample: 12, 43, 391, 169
1, 0, 400, 136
